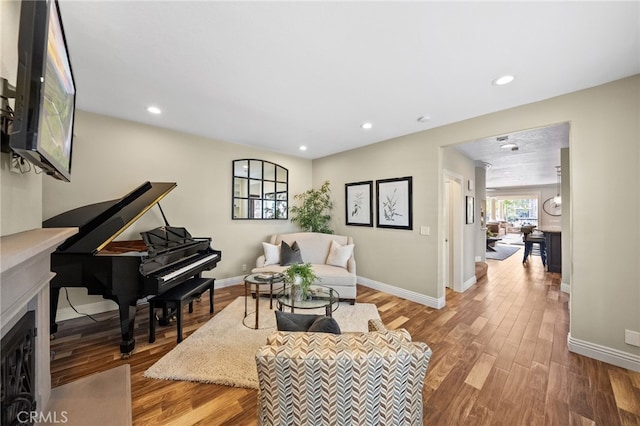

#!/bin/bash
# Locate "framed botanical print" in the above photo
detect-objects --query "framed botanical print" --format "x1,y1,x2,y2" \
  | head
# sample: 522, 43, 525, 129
376, 177, 413, 230
345, 181, 373, 226
466, 196, 475, 224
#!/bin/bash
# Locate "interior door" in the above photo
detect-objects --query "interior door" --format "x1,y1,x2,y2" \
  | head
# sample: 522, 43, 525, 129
443, 180, 451, 289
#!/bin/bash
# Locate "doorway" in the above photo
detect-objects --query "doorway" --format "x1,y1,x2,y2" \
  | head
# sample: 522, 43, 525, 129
442, 170, 463, 293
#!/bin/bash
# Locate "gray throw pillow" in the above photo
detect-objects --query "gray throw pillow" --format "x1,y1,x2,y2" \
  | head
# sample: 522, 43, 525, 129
280, 241, 303, 266
275, 311, 341, 334
275, 311, 320, 331
308, 316, 341, 334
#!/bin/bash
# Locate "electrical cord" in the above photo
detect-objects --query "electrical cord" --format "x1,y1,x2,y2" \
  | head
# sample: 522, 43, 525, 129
12, 155, 31, 173
63, 287, 100, 323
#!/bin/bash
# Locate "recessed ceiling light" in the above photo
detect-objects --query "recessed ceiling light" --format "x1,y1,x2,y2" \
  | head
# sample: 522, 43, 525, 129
492, 75, 515, 86
361, 122, 373, 130
497, 135, 517, 149
147, 106, 162, 114
299, 146, 307, 151
416, 115, 431, 123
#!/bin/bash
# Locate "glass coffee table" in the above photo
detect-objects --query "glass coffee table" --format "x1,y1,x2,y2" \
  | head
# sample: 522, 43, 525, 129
277, 284, 339, 317
243, 272, 284, 329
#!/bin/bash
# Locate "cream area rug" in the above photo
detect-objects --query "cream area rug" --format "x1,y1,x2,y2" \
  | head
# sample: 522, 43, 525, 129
143, 296, 380, 389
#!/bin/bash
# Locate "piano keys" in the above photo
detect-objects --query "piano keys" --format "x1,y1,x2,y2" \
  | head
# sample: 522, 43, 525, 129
43, 181, 222, 357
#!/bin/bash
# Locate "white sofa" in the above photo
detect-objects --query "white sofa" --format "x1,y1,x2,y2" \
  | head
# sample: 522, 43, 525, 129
252, 232, 357, 303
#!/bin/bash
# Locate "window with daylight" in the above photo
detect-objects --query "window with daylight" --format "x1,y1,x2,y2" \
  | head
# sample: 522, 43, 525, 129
487, 196, 538, 227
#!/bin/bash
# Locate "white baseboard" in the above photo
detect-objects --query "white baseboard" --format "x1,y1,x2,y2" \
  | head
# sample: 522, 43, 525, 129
55, 276, 244, 322
567, 333, 640, 372
188, 274, 449, 310
560, 281, 571, 294
357, 276, 445, 309
462, 276, 477, 292
215, 275, 245, 288
226, 275, 449, 309
56, 274, 448, 321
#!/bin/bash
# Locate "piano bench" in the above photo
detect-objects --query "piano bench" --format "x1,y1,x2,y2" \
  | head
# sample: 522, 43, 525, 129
148, 277, 215, 344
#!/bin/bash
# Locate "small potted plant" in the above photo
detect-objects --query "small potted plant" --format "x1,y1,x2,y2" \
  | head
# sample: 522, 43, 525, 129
283, 263, 319, 301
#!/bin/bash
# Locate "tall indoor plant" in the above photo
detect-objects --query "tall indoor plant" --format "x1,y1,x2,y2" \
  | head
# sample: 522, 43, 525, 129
289, 180, 334, 234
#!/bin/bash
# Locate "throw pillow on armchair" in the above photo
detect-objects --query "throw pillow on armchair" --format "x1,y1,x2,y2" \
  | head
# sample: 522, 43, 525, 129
274, 311, 341, 334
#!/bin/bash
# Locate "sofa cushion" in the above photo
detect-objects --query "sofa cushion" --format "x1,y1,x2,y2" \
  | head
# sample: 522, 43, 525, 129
262, 242, 281, 266
311, 264, 356, 287
252, 264, 355, 288
280, 241, 303, 266
274, 233, 350, 265
326, 240, 354, 268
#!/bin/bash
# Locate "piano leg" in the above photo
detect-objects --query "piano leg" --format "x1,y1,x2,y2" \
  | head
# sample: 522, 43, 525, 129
118, 302, 138, 358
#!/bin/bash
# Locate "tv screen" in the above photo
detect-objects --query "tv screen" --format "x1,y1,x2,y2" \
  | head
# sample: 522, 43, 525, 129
10, 0, 75, 182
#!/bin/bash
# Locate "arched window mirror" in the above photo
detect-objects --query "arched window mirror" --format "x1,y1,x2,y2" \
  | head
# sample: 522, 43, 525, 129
232, 159, 288, 219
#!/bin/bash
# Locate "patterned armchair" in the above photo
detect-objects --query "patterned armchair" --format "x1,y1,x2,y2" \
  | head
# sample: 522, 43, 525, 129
255, 320, 432, 426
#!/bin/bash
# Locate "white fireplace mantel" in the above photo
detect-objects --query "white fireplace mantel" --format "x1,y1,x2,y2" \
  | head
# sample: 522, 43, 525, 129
1, 227, 77, 412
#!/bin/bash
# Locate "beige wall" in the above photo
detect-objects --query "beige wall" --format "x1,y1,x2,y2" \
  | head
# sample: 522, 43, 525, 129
0, 0, 43, 236
313, 132, 443, 298
314, 75, 640, 358
42, 111, 311, 309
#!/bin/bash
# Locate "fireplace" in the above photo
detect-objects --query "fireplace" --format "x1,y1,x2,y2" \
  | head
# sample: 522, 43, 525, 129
1, 310, 36, 425
0, 228, 77, 424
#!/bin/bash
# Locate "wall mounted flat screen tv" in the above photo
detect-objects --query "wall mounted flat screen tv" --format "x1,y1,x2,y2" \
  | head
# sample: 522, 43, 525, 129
9, 0, 76, 182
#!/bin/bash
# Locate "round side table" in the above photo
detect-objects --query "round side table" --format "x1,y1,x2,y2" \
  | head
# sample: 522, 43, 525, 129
243, 273, 284, 329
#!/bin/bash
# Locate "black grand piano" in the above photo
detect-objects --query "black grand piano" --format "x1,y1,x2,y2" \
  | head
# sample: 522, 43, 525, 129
43, 181, 221, 357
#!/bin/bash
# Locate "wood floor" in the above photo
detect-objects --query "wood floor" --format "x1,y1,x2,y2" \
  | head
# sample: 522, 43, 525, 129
49, 248, 640, 425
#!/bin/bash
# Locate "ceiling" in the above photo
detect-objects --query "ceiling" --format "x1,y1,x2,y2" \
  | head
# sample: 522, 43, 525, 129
56, 1, 639, 186
454, 122, 569, 188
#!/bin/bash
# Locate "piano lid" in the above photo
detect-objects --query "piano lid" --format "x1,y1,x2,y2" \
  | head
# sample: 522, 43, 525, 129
43, 181, 177, 254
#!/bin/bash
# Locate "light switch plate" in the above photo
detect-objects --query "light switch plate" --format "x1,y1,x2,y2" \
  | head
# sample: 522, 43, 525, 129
625, 330, 640, 347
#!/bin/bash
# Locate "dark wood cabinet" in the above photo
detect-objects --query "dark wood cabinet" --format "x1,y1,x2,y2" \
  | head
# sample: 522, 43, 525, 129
544, 231, 562, 273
